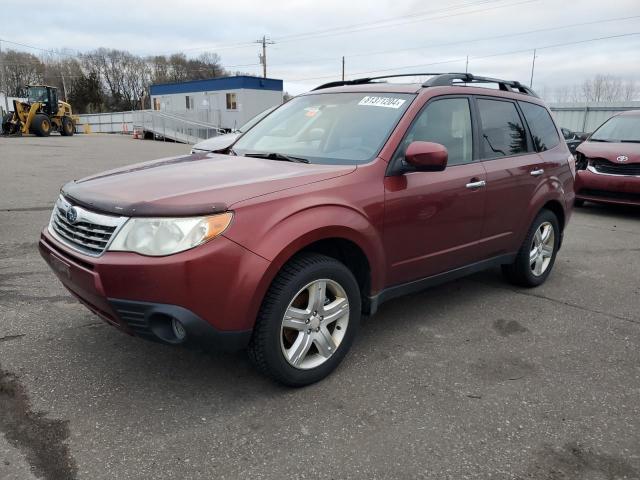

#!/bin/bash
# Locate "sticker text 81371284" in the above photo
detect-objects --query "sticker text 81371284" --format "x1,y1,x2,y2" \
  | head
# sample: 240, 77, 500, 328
358, 96, 406, 109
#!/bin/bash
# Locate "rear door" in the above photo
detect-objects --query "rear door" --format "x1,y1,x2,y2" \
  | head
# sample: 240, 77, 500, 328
473, 96, 543, 258
383, 96, 486, 285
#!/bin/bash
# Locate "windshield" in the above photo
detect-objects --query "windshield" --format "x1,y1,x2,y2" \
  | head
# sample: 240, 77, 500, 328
233, 92, 415, 165
590, 115, 640, 142
27, 86, 48, 103
237, 106, 277, 133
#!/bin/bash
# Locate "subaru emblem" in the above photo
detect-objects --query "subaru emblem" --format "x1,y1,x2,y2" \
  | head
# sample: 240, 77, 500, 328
66, 207, 78, 224
617, 155, 628, 162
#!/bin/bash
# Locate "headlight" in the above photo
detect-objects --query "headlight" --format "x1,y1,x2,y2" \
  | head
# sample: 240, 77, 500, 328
108, 212, 233, 256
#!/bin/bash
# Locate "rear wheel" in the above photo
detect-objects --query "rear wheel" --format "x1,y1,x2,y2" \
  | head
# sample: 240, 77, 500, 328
248, 253, 360, 387
60, 116, 74, 136
502, 209, 560, 287
31, 114, 51, 137
2, 113, 15, 134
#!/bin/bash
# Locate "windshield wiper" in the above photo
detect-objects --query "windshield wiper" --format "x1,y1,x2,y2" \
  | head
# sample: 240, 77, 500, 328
620, 140, 640, 143
589, 138, 611, 142
244, 152, 309, 163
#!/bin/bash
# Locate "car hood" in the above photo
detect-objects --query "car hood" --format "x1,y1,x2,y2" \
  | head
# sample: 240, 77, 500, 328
62, 154, 356, 216
191, 133, 239, 152
576, 141, 640, 164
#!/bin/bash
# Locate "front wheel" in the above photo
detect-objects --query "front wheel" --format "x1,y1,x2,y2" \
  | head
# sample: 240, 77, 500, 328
248, 253, 360, 387
31, 114, 51, 137
502, 209, 560, 287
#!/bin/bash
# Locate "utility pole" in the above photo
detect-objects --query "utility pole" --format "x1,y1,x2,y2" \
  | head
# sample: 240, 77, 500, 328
341, 56, 345, 81
60, 73, 68, 101
256, 35, 275, 79
529, 49, 537, 88
0, 39, 8, 114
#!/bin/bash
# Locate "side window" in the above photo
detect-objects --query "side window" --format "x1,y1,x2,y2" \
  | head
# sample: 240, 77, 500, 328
519, 101, 560, 152
477, 99, 529, 159
394, 98, 473, 166
226, 93, 238, 110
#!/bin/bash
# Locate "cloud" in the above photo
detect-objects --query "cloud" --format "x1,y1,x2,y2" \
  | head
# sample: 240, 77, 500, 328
2, 0, 639, 95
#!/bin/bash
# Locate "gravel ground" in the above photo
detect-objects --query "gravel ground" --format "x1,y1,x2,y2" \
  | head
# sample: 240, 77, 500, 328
1, 134, 639, 480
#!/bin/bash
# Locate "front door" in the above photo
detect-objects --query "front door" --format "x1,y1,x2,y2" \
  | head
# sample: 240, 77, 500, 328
383, 96, 486, 286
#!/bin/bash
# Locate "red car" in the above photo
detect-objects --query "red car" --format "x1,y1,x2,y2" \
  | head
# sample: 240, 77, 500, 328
39, 73, 574, 386
574, 110, 640, 207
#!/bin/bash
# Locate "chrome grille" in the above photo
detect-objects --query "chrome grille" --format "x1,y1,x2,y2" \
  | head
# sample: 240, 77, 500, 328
48, 196, 127, 256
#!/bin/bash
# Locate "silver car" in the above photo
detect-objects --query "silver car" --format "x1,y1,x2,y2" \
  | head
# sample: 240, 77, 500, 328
190, 106, 277, 154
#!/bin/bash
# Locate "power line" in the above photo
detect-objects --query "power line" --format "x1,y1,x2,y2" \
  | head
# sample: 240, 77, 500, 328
156, 0, 531, 55
274, 0, 536, 43
273, 0, 505, 42
0, 38, 80, 59
264, 14, 640, 69
286, 31, 640, 82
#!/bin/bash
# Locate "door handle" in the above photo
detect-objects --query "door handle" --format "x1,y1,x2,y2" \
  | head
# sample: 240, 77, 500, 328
465, 180, 486, 189
530, 168, 544, 176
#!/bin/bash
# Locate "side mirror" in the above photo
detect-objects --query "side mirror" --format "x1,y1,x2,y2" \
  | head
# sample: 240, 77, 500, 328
405, 141, 448, 172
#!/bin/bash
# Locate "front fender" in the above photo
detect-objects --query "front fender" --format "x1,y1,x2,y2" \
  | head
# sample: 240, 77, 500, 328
224, 204, 385, 328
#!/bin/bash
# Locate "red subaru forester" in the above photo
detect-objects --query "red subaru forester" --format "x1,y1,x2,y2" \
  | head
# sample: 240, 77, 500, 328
39, 73, 575, 386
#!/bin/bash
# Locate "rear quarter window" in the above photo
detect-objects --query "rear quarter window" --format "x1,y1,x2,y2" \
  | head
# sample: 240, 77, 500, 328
519, 101, 560, 152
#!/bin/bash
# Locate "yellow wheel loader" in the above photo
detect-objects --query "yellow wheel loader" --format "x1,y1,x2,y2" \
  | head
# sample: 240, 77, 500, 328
2, 85, 79, 137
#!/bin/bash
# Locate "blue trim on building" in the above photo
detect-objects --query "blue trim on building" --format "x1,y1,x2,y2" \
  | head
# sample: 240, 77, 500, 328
150, 76, 283, 95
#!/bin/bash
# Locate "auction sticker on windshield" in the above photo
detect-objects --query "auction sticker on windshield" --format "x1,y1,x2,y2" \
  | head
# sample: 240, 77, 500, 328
358, 96, 406, 109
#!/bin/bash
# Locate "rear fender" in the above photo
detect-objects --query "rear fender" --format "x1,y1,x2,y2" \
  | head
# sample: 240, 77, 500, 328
516, 175, 567, 247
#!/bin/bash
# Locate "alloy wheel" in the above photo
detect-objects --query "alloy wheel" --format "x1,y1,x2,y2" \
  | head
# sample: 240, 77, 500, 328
530, 221, 555, 277
280, 279, 350, 370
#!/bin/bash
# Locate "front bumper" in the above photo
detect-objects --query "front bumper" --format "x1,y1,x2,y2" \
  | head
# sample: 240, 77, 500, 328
575, 168, 640, 206
39, 228, 270, 350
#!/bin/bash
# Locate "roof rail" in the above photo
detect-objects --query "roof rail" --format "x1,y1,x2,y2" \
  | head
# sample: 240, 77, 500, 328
312, 73, 448, 91
312, 72, 538, 97
422, 73, 538, 97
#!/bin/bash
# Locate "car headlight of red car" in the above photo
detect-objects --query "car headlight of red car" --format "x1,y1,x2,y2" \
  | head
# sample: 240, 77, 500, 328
108, 212, 233, 256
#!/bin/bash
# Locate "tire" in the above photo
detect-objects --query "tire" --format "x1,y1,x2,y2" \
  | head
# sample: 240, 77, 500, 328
502, 209, 560, 288
574, 199, 585, 207
248, 253, 361, 387
60, 116, 74, 136
31, 114, 51, 137
2, 113, 14, 134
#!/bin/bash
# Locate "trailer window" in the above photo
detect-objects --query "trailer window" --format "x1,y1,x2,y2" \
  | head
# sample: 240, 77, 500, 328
226, 93, 237, 110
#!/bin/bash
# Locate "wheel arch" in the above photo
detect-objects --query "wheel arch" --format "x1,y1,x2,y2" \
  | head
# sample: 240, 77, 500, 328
541, 199, 565, 232
237, 207, 385, 328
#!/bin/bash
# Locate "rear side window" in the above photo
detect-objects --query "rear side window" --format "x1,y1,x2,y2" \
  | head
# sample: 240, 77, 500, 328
519, 102, 560, 151
477, 99, 529, 159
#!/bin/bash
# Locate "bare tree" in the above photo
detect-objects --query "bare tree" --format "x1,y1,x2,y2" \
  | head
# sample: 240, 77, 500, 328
0, 50, 44, 96
623, 80, 638, 101
582, 75, 629, 102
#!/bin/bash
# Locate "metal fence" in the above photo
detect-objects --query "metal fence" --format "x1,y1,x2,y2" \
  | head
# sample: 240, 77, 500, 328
549, 101, 640, 133
75, 111, 135, 134
132, 110, 225, 144
74, 110, 224, 144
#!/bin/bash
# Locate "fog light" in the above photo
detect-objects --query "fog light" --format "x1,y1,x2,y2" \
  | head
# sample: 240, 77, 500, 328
171, 318, 187, 341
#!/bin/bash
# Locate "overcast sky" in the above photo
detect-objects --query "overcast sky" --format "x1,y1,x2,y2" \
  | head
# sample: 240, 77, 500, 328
2, 0, 639, 95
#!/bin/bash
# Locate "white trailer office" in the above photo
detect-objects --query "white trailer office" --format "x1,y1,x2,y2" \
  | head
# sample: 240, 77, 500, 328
149, 75, 283, 130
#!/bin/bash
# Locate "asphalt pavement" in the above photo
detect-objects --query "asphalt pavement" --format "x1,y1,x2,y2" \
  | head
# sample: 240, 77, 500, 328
1, 135, 639, 479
